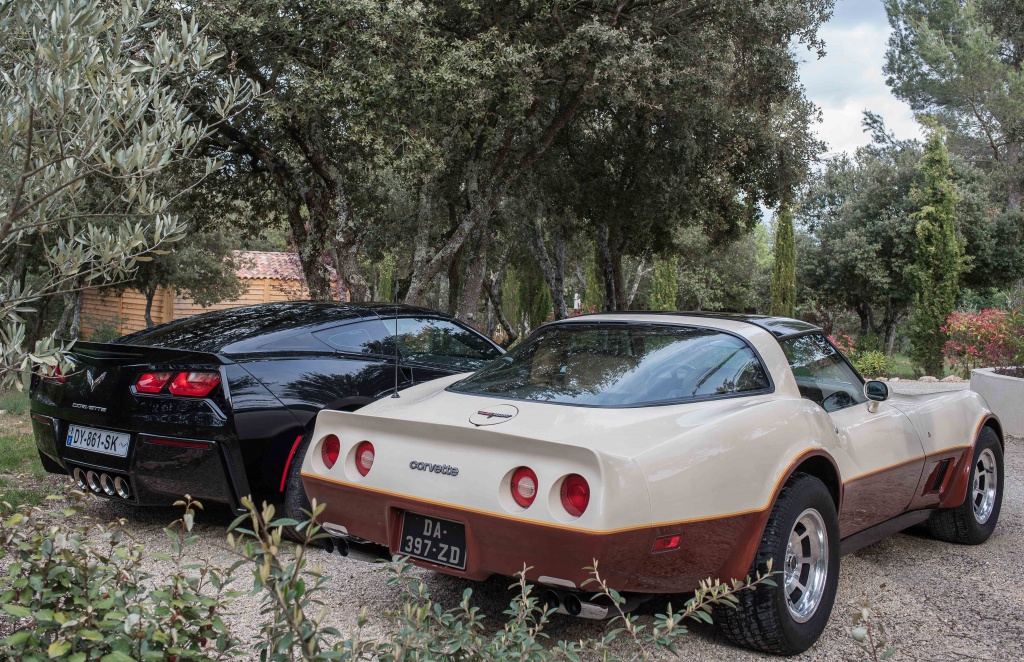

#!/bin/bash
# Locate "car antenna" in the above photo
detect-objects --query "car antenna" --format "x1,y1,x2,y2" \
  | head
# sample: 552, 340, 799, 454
392, 286, 400, 399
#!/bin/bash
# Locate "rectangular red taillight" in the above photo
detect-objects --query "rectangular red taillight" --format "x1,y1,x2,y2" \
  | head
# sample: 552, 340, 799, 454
168, 372, 221, 397
135, 372, 174, 394
652, 534, 681, 553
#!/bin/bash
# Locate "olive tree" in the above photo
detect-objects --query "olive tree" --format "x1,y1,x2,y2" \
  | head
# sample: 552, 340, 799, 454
0, 0, 257, 388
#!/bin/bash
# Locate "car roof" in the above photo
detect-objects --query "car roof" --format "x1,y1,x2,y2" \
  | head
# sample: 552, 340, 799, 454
547, 311, 821, 339
112, 301, 460, 354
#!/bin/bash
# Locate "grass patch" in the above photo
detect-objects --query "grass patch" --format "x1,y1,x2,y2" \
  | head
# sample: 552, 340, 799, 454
0, 398, 50, 508
0, 389, 29, 416
888, 354, 956, 380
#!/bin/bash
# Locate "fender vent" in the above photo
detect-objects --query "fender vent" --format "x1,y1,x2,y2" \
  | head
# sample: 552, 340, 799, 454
930, 459, 952, 492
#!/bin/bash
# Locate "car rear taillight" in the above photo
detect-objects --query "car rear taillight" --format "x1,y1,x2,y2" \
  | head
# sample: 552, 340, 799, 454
168, 371, 221, 397
511, 467, 538, 508
355, 441, 374, 476
321, 434, 341, 469
135, 372, 173, 394
560, 474, 590, 517
42, 364, 66, 385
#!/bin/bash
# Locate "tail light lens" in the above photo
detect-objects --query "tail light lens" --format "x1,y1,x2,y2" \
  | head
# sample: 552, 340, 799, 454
42, 364, 66, 385
321, 434, 341, 469
510, 467, 538, 508
560, 474, 590, 517
355, 441, 374, 476
168, 371, 221, 397
135, 372, 173, 394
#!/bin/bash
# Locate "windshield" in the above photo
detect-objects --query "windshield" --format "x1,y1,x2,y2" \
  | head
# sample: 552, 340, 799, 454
451, 323, 771, 407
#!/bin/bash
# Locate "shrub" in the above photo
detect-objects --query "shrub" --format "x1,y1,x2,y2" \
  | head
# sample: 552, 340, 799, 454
854, 351, 894, 378
0, 489, 774, 661
829, 333, 856, 356
0, 493, 240, 661
941, 309, 1013, 378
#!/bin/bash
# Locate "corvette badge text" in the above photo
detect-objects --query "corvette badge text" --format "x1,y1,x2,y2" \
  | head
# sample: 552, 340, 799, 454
409, 461, 459, 477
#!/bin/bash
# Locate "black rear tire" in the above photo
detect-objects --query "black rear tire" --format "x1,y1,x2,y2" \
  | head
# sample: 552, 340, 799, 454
927, 427, 1003, 545
716, 473, 840, 655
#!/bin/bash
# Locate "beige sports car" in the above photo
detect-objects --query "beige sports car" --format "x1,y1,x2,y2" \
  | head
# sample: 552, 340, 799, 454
300, 313, 1004, 655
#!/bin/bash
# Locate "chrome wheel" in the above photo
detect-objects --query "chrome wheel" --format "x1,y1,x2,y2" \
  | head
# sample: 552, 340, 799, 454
783, 508, 829, 623
972, 448, 998, 524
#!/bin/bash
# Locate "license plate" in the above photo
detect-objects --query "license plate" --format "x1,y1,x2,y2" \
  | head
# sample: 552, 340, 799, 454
399, 512, 467, 570
65, 425, 131, 458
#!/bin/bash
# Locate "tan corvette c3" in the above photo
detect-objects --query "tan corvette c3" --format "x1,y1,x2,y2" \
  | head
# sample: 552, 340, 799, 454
300, 313, 1004, 655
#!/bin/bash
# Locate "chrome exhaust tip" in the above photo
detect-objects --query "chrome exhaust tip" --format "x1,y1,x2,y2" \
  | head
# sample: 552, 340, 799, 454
72, 467, 88, 490
113, 476, 131, 500
85, 470, 102, 494
99, 473, 116, 496
541, 590, 561, 612
563, 593, 582, 617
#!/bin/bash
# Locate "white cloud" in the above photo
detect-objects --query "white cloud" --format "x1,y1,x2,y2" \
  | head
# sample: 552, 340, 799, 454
798, 2, 922, 156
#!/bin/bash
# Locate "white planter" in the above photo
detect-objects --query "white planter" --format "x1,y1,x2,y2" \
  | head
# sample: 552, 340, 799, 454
971, 368, 1024, 436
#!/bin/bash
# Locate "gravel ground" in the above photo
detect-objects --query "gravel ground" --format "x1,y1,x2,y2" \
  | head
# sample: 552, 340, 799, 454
72, 380, 1020, 661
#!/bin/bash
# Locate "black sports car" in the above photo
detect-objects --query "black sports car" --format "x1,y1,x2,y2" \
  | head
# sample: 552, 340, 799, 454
29, 302, 503, 520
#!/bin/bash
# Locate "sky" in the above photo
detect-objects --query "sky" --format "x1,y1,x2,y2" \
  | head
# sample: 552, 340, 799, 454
798, 0, 923, 156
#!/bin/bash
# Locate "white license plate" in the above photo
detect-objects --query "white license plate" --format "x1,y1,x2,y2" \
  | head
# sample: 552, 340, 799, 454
65, 425, 131, 458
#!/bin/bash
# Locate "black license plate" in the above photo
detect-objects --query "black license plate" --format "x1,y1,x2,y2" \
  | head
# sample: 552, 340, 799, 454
399, 512, 467, 570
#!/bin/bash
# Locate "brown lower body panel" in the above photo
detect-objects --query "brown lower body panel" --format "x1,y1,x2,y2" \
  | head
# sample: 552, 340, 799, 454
302, 473, 767, 594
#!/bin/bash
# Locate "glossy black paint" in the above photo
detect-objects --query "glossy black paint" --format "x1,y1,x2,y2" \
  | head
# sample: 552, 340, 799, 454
30, 302, 502, 512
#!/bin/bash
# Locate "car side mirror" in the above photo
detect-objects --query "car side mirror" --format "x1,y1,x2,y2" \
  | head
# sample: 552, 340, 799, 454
864, 380, 890, 413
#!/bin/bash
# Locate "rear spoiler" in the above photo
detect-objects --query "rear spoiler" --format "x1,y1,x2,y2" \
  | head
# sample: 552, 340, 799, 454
68, 341, 231, 366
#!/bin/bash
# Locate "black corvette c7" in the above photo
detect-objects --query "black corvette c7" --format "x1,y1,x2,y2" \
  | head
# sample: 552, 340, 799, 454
29, 302, 502, 519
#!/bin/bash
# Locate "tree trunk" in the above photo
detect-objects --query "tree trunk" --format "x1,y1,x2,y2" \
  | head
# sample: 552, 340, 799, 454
530, 212, 568, 320
483, 278, 517, 346
144, 286, 157, 328
597, 225, 619, 311
55, 288, 84, 340
406, 193, 498, 306
457, 230, 493, 325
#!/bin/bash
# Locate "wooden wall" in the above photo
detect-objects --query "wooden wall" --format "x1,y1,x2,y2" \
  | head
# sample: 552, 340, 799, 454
80, 279, 335, 339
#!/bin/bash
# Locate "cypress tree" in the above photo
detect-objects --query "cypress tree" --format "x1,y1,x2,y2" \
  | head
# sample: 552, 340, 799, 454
770, 203, 797, 318
909, 128, 963, 377
649, 257, 679, 311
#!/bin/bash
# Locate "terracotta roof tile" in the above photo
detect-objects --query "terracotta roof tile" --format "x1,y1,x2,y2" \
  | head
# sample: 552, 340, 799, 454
233, 251, 347, 295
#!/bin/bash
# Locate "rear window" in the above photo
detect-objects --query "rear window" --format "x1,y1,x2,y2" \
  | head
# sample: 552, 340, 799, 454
451, 323, 770, 407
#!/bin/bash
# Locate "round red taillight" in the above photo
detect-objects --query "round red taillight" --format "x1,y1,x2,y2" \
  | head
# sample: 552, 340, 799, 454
510, 467, 538, 508
355, 441, 374, 476
560, 474, 590, 517
321, 434, 341, 469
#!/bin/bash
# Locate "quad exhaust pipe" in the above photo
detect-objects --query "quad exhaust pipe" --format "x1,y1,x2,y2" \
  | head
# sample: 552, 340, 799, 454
540, 588, 649, 620
72, 467, 132, 500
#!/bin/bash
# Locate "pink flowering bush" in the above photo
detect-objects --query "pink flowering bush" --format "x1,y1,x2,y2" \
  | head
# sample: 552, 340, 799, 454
829, 334, 856, 356
942, 309, 1014, 378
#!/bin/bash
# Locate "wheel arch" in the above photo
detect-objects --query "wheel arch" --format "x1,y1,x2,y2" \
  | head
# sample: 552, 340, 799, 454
786, 453, 843, 513
981, 414, 1004, 451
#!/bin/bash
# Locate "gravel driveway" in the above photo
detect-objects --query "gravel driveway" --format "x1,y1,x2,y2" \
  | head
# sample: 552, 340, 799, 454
75, 381, 1020, 661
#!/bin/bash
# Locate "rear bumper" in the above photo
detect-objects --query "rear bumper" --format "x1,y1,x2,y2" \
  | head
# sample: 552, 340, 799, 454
32, 412, 245, 511
302, 472, 766, 594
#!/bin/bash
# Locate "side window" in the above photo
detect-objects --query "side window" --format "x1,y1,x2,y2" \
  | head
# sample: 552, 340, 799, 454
779, 334, 865, 412
313, 320, 391, 355
393, 318, 501, 369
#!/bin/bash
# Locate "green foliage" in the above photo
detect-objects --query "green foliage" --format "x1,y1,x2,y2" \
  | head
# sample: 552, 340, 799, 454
770, 204, 797, 317
850, 600, 897, 662
0, 489, 774, 661
885, 0, 1024, 209
0, 494, 240, 660
648, 258, 678, 311
854, 351, 895, 378
0, 0, 257, 389
909, 129, 965, 376
0, 389, 29, 416
82, 315, 122, 342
